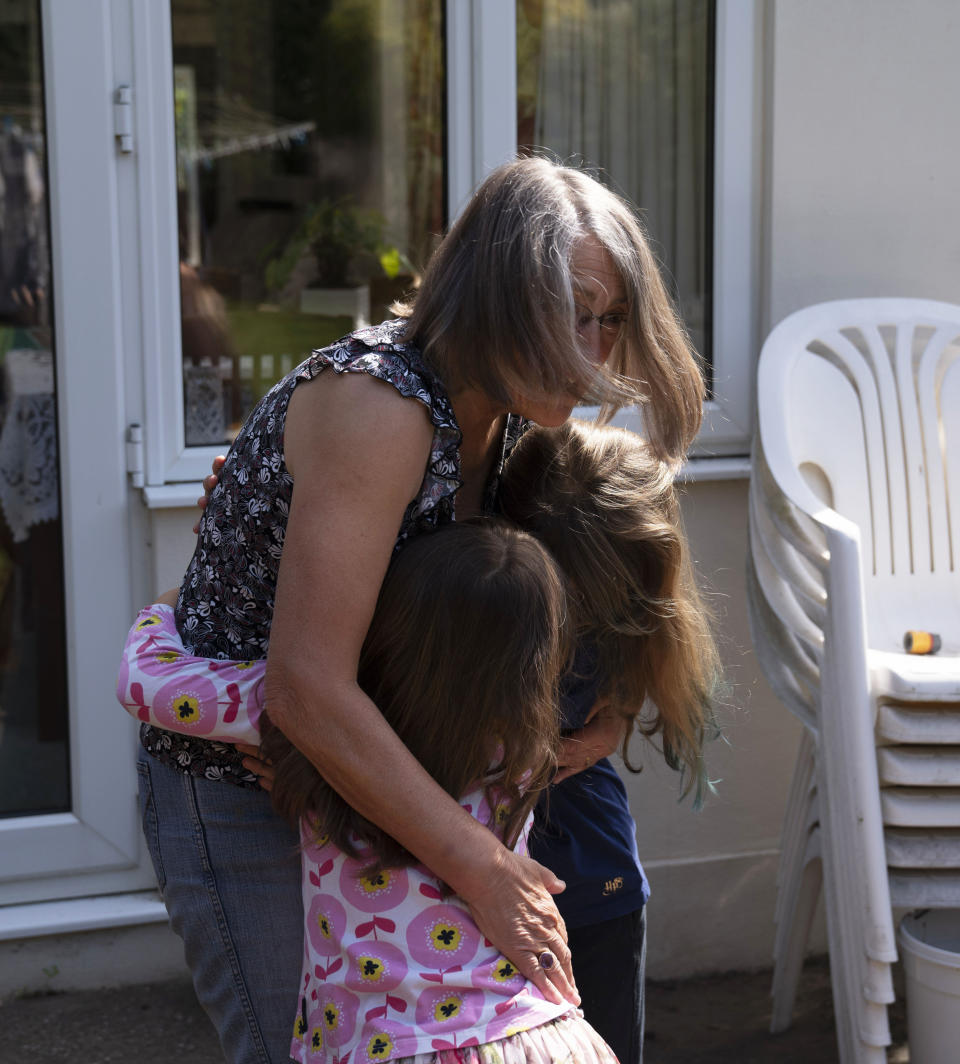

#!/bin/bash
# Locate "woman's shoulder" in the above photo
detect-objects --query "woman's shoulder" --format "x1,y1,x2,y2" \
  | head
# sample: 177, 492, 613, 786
301, 319, 457, 432
222, 320, 449, 475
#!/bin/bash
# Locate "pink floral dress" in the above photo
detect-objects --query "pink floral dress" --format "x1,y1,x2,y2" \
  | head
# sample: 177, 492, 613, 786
119, 605, 619, 1064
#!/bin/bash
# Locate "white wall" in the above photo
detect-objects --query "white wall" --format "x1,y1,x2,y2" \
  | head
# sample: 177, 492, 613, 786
629, 0, 960, 978
624, 479, 819, 978
1, 924, 186, 1000
150, 508, 201, 598
763, 0, 960, 330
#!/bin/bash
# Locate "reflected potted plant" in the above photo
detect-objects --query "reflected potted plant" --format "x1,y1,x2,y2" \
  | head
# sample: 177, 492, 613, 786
265, 198, 402, 327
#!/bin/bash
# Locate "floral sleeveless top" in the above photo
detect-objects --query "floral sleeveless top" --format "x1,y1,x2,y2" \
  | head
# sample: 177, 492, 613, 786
140, 320, 527, 787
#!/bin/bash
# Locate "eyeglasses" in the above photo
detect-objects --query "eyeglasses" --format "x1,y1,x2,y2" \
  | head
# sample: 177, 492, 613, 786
574, 303, 628, 335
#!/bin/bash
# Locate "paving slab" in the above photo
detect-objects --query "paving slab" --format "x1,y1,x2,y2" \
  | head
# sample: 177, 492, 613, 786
0, 956, 909, 1063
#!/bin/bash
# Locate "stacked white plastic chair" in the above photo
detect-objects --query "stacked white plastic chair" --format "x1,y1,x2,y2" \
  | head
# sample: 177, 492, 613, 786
746, 298, 960, 1063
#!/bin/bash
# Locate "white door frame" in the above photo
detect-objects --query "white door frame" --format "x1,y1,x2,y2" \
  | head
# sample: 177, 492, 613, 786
446, 0, 518, 216
0, 0, 153, 906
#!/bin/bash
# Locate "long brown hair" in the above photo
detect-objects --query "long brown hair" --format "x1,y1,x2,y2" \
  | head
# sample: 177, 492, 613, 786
499, 421, 720, 796
262, 521, 569, 868
398, 155, 705, 463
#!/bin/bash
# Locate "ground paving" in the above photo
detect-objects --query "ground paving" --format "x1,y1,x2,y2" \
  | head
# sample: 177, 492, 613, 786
0, 955, 910, 1063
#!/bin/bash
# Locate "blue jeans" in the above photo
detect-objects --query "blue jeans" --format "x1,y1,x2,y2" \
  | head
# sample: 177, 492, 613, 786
137, 747, 303, 1063
568, 906, 646, 1064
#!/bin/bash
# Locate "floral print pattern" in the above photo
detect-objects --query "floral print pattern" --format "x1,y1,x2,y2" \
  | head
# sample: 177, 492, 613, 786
344, 941, 409, 993
118, 605, 264, 745
340, 863, 411, 914
119, 600, 611, 1064
290, 795, 569, 1064
139, 320, 526, 786
406, 905, 481, 970
306, 894, 349, 958
365, 1012, 617, 1064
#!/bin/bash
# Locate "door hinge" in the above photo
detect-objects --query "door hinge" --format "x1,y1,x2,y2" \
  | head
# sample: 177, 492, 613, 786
126, 423, 144, 487
114, 85, 134, 154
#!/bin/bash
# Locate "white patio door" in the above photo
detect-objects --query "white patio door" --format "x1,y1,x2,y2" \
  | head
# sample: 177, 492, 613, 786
0, 1, 152, 905
0, 0, 460, 910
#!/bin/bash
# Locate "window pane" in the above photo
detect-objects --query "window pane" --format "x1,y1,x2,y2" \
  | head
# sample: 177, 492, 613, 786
517, 0, 714, 377
0, 1, 70, 817
171, 0, 446, 445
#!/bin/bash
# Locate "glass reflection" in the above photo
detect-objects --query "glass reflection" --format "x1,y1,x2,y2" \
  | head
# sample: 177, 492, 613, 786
171, 0, 445, 444
0, 1, 70, 817
517, 0, 714, 373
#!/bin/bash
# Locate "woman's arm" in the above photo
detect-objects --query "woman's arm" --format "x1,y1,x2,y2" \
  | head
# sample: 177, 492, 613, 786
117, 601, 265, 746
265, 370, 578, 1005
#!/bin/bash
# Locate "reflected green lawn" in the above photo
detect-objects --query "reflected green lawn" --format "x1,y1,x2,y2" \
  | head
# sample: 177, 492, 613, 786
224, 303, 354, 408
226, 302, 352, 363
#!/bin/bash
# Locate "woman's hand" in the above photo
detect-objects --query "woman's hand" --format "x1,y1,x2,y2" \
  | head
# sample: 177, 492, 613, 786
553, 699, 629, 783
236, 743, 275, 792
462, 847, 579, 1007
192, 454, 226, 532
238, 729, 579, 1001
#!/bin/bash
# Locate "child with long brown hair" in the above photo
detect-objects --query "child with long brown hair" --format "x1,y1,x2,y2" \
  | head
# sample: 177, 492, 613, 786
118, 421, 719, 1064
499, 419, 719, 1064
501, 419, 717, 791
120, 520, 619, 1064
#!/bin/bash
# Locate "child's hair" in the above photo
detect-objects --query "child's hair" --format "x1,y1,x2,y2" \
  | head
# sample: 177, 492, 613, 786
262, 520, 569, 869
397, 155, 705, 463
498, 420, 720, 794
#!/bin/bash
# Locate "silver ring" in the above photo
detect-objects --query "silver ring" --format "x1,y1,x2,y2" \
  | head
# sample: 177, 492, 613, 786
537, 949, 556, 971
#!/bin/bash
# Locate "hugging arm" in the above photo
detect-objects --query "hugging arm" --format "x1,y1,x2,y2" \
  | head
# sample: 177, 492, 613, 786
117, 601, 266, 747
117, 583, 573, 994
158, 371, 578, 1005
266, 372, 577, 1004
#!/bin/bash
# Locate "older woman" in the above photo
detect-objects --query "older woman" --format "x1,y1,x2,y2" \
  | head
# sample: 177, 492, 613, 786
136, 156, 704, 1063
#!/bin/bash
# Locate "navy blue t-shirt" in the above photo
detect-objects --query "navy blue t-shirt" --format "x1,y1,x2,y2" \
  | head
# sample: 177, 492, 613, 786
530, 641, 650, 930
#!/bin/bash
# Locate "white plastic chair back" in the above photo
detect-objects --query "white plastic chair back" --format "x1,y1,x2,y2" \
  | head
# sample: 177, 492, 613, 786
751, 299, 960, 1063
757, 299, 960, 653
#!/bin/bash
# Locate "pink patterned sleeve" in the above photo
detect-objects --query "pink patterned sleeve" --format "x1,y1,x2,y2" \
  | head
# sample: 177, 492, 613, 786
117, 603, 266, 744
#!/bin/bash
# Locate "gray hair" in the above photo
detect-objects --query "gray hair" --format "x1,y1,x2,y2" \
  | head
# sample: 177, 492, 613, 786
400, 156, 706, 462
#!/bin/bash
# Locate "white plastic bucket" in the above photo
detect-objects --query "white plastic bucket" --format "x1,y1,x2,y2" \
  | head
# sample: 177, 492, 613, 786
898, 910, 960, 1064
